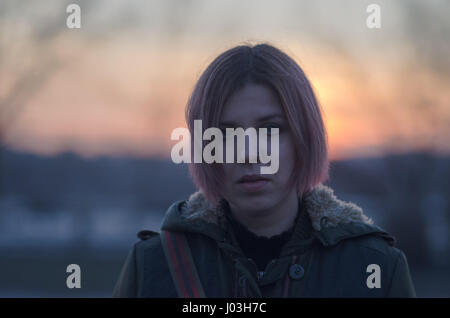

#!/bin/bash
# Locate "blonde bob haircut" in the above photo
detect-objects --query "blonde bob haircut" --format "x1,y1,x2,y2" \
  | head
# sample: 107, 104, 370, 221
186, 43, 329, 205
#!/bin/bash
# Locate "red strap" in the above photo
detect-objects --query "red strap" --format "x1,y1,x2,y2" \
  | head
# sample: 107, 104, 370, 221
160, 230, 206, 298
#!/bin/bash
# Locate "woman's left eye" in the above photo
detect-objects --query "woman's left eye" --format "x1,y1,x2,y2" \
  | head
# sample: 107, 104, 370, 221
262, 123, 276, 129
263, 124, 283, 134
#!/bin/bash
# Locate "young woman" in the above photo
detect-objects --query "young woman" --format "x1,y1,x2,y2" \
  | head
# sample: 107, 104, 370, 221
113, 43, 416, 298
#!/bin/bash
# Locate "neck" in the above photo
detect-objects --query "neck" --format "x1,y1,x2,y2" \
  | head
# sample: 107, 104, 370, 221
228, 191, 300, 238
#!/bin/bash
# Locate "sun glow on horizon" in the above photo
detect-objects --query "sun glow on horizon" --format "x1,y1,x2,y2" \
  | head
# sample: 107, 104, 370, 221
2, 32, 449, 161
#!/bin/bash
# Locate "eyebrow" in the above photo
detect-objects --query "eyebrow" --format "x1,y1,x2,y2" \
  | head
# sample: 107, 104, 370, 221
219, 114, 285, 127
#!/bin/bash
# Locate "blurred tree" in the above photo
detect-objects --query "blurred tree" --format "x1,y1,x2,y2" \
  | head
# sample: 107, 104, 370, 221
0, 0, 98, 195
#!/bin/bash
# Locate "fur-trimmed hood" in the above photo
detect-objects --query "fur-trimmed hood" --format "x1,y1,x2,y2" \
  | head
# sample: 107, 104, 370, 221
159, 183, 395, 248
178, 183, 374, 231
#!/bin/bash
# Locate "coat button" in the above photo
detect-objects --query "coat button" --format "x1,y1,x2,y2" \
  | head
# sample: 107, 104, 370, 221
289, 264, 305, 280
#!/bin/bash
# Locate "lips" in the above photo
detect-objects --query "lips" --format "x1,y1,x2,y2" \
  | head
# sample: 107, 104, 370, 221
237, 174, 270, 192
237, 174, 269, 183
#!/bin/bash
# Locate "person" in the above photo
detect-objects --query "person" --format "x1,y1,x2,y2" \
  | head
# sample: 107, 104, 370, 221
112, 43, 416, 298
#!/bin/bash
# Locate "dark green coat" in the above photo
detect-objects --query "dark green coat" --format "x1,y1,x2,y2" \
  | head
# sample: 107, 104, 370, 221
113, 184, 416, 298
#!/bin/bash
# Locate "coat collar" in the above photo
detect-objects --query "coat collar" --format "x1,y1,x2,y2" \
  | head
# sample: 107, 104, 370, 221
160, 183, 394, 248
178, 183, 374, 231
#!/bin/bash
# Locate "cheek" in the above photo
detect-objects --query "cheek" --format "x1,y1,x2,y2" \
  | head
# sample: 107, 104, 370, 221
221, 163, 233, 174
277, 138, 297, 175
221, 164, 235, 188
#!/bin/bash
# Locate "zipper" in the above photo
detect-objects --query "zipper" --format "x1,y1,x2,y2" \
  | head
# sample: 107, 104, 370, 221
246, 258, 260, 281
248, 258, 277, 282
257, 271, 265, 281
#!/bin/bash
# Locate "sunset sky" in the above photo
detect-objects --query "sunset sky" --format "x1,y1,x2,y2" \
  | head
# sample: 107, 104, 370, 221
1, 0, 449, 160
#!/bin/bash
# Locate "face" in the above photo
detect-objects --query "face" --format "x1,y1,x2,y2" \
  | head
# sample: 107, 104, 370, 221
218, 83, 298, 216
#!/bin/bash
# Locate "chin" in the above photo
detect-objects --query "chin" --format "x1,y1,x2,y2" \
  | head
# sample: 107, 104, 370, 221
233, 191, 277, 213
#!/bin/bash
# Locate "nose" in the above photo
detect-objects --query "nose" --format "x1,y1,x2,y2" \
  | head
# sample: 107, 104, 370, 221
237, 134, 259, 164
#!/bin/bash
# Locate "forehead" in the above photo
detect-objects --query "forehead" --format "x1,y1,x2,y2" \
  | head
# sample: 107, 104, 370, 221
220, 83, 284, 125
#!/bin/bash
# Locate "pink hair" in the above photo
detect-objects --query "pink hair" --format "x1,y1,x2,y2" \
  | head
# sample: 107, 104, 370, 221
185, 42, 329, 204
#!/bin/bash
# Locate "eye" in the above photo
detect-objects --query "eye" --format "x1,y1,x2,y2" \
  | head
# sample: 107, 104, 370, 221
220, 128, 231, 140
262, 123, 283, 135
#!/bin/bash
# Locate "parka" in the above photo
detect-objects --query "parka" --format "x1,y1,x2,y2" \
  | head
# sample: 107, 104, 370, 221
112, 183, 416, 298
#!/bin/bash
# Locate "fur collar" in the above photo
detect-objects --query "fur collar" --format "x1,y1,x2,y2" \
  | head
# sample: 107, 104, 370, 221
180, 183, 373, 231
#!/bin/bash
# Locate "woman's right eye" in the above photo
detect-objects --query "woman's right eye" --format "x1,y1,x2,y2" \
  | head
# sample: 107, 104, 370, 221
220, 128, 228, 139
262, 124, 282, 135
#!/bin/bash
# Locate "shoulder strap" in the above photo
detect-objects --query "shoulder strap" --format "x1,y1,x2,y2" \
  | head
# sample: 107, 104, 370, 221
160, 230, 206, 298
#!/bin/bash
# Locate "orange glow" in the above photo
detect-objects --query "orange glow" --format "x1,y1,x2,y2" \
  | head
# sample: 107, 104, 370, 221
2, 34, 449, 160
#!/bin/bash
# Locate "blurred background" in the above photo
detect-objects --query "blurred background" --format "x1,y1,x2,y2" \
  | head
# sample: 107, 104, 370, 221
0, 0, 449, 297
